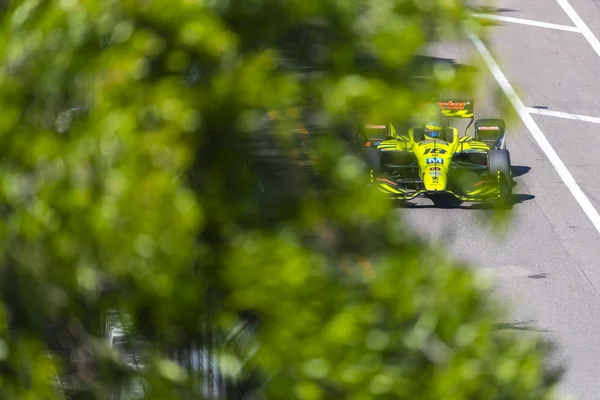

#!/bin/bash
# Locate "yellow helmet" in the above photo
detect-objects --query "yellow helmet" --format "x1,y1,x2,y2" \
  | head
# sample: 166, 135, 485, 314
424, 121, 443, 139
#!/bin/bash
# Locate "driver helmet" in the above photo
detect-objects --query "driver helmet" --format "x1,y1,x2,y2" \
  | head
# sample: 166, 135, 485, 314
424, 121, 444, 140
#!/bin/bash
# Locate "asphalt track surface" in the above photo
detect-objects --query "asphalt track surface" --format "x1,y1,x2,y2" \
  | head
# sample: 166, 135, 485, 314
404, 1, 600, 398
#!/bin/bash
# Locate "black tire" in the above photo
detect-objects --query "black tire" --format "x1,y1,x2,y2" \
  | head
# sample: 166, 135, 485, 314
488, 149, 512, 202
362, 146, 382, 182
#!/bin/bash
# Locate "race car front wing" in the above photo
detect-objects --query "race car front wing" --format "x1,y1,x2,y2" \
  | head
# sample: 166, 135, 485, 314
373, 177, 501, 202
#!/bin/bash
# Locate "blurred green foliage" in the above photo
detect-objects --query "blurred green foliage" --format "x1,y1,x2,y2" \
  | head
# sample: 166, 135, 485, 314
0, 0, 559, 399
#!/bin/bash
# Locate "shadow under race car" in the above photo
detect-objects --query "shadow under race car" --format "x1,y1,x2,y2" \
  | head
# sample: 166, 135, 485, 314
359, 100, 513, 207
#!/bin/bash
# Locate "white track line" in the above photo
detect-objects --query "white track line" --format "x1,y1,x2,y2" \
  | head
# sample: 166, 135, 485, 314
556, 0, 600, 58
473, 13, 581, 33
527, 108, 600, 124
469, 32, 600, 234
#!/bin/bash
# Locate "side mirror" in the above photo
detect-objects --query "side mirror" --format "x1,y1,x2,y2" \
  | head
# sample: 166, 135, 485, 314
475, 118, 506, 149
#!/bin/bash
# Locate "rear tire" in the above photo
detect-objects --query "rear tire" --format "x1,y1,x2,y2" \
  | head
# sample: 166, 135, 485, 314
488, 149, 512, 205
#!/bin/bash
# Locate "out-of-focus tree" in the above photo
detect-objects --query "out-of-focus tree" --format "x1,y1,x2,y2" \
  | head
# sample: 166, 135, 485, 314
0, 0, 559, 399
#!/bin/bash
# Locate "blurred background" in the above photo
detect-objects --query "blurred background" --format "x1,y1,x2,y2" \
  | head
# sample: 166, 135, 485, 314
0, 1, 559, 399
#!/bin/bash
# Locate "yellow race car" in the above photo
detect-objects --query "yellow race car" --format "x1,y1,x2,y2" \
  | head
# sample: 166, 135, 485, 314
360, 100, 513, 207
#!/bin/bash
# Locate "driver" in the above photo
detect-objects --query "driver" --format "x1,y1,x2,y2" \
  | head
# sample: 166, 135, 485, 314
424, 121, 444, 140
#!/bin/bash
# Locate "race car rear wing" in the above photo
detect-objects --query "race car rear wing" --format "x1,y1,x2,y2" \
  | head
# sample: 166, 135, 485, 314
434, 99, 475, 136
435, 100, 474, 119
357, 100, 476, 142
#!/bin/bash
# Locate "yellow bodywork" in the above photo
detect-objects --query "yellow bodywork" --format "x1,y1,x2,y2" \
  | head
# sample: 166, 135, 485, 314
372, 126, 500, 201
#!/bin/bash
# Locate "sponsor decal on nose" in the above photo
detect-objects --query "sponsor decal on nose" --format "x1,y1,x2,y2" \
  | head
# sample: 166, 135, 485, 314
426, 157, 444, 164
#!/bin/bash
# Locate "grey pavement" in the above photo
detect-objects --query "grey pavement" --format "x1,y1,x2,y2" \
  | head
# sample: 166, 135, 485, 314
407, 1, 600, 398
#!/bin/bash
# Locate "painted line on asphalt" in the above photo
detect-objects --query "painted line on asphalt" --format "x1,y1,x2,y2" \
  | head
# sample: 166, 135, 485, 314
527, 108, 600, 124
472, 13, 581, 33
469, 32, 600, 235
556, 0, 600, 58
